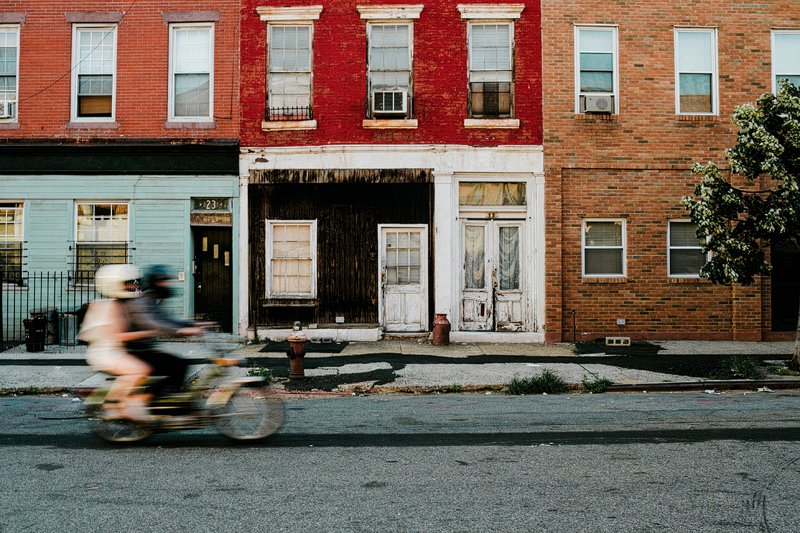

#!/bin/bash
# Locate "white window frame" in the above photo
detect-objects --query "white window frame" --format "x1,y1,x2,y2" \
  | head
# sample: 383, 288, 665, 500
574, 25, 619, 114
582, 219, 626, 278
71, 24, 117, 123
674, 27, 718, 116
266, 23, 313, 120
0, 201, 24, 283
771, 29, 800, 94
168, 23, 215, 122
466, 21, 515, 120
266, 219, 317, 299
74, 201, 130, 278
0, 25, 20, 121
366, 22, 414, 119
667, 220, 708, 278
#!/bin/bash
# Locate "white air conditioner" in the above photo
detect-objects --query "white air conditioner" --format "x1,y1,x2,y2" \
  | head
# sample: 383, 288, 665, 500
371, 89, 407, 115
0, 100, 15, 119
581, 95, 613, 114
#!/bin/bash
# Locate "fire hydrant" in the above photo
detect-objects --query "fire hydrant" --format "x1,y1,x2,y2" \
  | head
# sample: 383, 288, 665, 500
286, 321, 307, 379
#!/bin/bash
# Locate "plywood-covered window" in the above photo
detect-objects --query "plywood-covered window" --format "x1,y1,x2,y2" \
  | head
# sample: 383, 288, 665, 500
266, 220, 317, 298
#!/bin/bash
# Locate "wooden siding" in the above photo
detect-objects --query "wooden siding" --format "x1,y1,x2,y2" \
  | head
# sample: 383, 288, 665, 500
249, 168, 433, 185
250, 182, 433, 326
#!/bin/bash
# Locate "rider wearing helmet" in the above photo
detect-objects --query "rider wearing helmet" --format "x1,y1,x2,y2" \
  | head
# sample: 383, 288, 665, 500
79, 264, 159, 422
121, 265, 204, 399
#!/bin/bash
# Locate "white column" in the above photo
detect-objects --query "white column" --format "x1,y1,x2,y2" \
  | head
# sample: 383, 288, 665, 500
237, 173, 250, 336
433, 171, 454, 319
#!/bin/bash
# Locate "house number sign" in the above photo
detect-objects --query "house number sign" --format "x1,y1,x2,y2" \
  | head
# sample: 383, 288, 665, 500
192, 198, 230, 212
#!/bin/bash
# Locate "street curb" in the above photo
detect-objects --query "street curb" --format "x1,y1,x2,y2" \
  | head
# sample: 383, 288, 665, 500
606, 379, 800, 393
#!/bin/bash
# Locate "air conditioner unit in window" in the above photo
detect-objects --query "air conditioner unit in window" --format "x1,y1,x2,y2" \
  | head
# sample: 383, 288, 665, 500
0, 100, 15, 119
371, 89, 407, 115
581, 95, 613, 114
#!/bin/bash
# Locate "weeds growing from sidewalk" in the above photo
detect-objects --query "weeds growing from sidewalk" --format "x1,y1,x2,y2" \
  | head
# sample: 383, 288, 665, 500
246, 366, 274, 384
505, 370, 569, 395
581, 375, 613, 393
719, 356, 767, 380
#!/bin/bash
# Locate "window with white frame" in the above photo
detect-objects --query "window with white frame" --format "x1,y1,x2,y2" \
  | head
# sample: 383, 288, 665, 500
266, 220, 317, 298
772, 30, 800, 93
75, 202, 129, 280
0, 25, 19, 120
72, 25, 117, 120
575, 26, 617, 114
170, 24, 214, 120
0, 202, 23, 282
267, 25, 313, 121
468, 22, 514, 119
668, 221, 707, 277
583, 220, 625, 276
367, 23, 412, 118
675, 28, 718, 115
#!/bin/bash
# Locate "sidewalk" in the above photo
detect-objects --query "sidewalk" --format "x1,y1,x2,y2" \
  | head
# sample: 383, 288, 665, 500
0, 338, 797, 395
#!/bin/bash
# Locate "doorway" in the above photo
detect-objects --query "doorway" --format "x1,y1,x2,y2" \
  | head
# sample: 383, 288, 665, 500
771, 240, 800, 332
193, 226, 233, 332
378, 225, 428, 332
460, 220, 525, 331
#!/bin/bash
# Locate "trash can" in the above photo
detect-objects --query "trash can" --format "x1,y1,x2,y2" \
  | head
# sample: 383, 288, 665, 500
23, 316, 47, 352
31, 308, 59, 345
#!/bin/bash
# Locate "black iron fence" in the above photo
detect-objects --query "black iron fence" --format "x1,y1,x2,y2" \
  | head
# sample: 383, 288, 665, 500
266, 105, 313, 121
1, 271, 98, 352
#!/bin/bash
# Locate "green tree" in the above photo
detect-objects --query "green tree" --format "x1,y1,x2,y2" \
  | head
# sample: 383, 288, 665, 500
683, 80, 800, 368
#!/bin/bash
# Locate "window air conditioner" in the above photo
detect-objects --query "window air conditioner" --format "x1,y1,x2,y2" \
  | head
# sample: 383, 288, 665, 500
581, 95, 613, 114
0, 100, 14, 119
371, 89, 407, 115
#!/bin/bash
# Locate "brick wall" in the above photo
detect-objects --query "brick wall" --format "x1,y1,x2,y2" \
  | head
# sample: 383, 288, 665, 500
2, 0, 238, 140
541, 1, 798, 342
240, 0, 542, 147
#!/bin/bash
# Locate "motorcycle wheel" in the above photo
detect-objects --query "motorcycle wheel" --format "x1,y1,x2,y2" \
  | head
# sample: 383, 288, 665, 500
213, 388, 284, 441
90, 417, 153, 443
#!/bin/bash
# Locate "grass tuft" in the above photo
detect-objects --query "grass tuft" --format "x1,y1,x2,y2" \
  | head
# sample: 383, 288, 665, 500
506, 369, 569, 395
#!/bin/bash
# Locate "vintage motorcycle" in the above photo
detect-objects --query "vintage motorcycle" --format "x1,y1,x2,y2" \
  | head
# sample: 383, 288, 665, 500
77, 351, 285, 443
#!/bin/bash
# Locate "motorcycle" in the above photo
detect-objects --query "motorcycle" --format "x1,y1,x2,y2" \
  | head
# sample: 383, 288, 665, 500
77, 348, 285, 444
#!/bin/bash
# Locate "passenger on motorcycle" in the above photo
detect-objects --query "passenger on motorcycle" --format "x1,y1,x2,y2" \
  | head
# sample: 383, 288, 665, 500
78, 264, 158, 422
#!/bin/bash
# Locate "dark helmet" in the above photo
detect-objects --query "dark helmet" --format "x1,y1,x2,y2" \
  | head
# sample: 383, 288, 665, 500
144, 264, 177, 297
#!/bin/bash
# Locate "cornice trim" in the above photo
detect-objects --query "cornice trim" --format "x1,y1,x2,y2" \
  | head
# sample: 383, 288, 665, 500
457, 4, 524, 19
257, 6, 323, 22
357, 5, 423, 20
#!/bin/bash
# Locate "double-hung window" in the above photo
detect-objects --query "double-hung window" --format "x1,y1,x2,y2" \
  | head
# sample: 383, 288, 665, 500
675, 28, 718, 115
267, 25, 312, 120
0, 202, 23, 283
75, 202, 129, 280
772, 30, 800, 93
367, 23, 412, 118
0, 25, 19, 121
266, 220, 317, 299
169, 24, 214, 121
575, 26, 618, 114
583, 220, 625, 277
668, 221, 707, 277
468, 22, 514, 119
72, 25, 116, 121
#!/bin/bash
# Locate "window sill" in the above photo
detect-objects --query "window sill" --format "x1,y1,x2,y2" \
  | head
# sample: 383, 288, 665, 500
464, 118, 519, 129
676, 115, 719, 122
262, 297, 319, 307
164, 121, 216, 129
67, 121, 118, 129
575, 113, 617, 122
362, 118, 418, 129
261, 119, 317, 131
582, 277, 626, 283
668, 276, 710, 284
0, 121, 20, 129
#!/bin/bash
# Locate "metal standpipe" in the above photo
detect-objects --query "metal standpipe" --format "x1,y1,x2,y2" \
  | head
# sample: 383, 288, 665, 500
286, 321, 307, 379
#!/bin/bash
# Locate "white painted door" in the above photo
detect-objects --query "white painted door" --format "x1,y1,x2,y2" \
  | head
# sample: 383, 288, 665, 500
460, 221, 524, 331
379, 225, 428, 332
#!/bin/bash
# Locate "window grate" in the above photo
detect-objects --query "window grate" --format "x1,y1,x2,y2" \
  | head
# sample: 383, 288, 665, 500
267, 105, 313, 121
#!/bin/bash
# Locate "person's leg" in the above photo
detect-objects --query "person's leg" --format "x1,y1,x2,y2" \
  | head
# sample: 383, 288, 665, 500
104, 354, 152, 422
131, 349, 189, 396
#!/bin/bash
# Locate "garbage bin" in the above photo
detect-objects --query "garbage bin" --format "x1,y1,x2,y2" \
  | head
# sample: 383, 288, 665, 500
31, 308, 59, 345
23, 316, 47, 352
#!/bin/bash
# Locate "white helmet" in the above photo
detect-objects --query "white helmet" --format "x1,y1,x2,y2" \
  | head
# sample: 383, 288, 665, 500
95, 264, 142, 299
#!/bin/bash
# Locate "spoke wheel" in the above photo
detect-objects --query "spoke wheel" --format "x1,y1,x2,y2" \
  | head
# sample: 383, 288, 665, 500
90, 417, 153, 443
213, 388, 284, 441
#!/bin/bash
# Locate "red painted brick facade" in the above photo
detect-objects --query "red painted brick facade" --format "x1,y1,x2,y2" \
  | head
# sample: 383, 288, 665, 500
1, 0, 238, 140
240, 0, 542, 147
542, 1, 797, 342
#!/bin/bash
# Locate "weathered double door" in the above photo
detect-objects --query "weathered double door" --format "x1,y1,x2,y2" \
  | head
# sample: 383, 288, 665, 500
460, 220, 524, 331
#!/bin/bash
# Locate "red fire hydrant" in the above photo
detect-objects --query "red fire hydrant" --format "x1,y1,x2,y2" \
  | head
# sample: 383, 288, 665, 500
286, 321, 307, 379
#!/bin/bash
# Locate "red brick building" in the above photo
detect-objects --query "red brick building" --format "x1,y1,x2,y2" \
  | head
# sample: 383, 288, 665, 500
239, 1, 545, 341
542, 1, 800, 342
